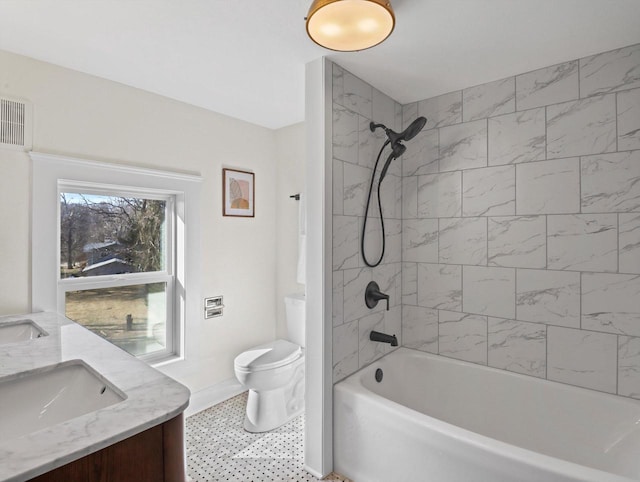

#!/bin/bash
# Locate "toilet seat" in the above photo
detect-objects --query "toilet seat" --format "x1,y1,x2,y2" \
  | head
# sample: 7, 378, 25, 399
234, 339, 302, 372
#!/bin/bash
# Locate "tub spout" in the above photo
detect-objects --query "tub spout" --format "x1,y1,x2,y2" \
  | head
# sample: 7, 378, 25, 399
370, 330, 398, 346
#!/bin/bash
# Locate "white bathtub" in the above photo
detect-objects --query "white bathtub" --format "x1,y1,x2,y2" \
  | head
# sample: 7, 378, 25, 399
334, 348, 640, 482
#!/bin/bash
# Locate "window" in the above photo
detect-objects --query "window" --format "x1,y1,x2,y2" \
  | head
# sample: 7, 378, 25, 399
59, 188, 174, 360
31, 152, 202, 365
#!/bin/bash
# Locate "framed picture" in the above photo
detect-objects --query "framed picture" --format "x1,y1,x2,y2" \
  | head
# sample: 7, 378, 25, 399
223, 168, 255, 217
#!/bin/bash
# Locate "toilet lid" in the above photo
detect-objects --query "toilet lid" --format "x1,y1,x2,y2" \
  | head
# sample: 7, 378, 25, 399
234, 339, 302, 371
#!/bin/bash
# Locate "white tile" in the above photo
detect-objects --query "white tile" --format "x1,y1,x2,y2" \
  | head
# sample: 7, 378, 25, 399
332, 103, 358, 164
439, 311, 487, 364
618, 336, 640, 399
343, 267, 372, 322
358, 311, 386, 368
402, 129, 439, 176
358, 114, 378, 168
547, 326, 617, 393
547, 214, 618, 272
332, 215, 359, 270
417, 171, 462, 218
463, 77, 515, 121
462, 165, 515, 216
403, 218, 438, 263
581, 150, 640, 213
394, 101, 403, 133
343, 71, 372, 119
488, 216, 546, 268
620, 213, 640, 274
332, 63, 344, 106
402, 102, 418, 130
439, 119, 488, 171
516, 269, 580, 328
362, 215, 401, 267
417, 263, 462, 311
382, 218, 402, 265
333, 320, 359, 381
402, 305, 438, 353
463, 265, 515, 318
547, 94, 616, 158
488, 318, 546, 378
376, 262, 402, 309
402, 262, 417, 305
333, 270, 344, 327
343, 162, 371, 216
402, 176, 418, 219
332, 158, 343, 215
515, 60, 579, 110
618, 88, 640, 151
384, 305, 402, 354
379, 173, 402, 220
373, 88, 397, 132
417, 91, 462, 129
439, 217, 487, 266
488, 108, 546, 165
582, 273, 640, 336
516, 158, 580, 214
580, 44, 640, 97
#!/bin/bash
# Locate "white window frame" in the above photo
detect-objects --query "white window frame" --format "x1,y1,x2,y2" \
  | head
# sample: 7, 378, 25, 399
58, 182, 176, 363
31, 152, 202, 366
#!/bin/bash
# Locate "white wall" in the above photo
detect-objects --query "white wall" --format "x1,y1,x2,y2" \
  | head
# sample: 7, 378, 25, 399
0, 49, 284, 392
275, 122, 305, 338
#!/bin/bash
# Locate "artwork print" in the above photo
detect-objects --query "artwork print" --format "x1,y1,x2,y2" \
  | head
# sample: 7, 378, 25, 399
223, 168, 255, 217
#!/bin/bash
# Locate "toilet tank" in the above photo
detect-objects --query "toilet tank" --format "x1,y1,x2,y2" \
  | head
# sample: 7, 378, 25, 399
285, 293, 306, 348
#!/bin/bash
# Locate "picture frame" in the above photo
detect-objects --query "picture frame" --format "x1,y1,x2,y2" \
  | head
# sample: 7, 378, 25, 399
222, 168, 255, 217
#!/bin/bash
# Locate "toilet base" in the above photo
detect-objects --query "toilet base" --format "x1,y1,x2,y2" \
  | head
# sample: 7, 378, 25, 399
243, 365, 305, 433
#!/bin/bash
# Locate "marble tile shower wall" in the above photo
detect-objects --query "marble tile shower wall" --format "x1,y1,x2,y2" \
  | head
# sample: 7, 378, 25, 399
331, 63, 404, 382
401, 43, 640, 398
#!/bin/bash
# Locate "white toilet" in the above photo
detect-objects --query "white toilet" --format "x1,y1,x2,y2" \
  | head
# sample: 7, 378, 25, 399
234, 293, 305, 432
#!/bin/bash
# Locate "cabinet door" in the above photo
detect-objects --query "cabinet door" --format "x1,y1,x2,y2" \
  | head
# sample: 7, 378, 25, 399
29, 424, 165, 482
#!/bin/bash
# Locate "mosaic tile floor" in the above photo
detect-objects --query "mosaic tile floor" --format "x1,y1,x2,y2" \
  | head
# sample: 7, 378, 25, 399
186, 392, 350, 482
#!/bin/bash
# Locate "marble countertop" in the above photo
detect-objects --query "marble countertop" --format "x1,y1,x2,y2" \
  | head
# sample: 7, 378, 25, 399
0, 311, 190, 482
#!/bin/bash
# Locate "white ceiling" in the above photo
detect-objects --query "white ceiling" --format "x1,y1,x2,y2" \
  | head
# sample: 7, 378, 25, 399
0, 0, 639, 129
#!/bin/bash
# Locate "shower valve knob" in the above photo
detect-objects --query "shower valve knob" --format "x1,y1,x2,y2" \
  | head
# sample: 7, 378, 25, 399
365, 281, 390, 311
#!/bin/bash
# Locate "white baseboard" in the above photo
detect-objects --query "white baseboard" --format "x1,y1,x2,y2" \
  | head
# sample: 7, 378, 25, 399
184, 378, 245, 417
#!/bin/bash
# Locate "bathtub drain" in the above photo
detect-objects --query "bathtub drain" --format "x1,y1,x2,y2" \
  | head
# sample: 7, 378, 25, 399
375, 368, 383, 383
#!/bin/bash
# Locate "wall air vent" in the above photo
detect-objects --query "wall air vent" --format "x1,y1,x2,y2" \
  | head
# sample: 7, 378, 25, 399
0, 97, 32, 151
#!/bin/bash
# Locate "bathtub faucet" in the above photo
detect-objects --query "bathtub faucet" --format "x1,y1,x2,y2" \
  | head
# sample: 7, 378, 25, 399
370, 330, 398, 347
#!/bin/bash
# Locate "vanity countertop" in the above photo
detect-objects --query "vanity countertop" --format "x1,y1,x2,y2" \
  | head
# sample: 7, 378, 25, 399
0, 311, 190, 482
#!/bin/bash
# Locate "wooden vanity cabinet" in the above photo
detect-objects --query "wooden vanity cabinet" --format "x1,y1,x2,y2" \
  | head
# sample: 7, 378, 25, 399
29, 414, 185, 482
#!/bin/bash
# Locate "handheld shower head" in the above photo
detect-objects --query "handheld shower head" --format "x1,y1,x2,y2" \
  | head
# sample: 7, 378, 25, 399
379, 143, 406, 183
402, 116, 427, 141
361, 116, 428, 268
369, 116, 427, 145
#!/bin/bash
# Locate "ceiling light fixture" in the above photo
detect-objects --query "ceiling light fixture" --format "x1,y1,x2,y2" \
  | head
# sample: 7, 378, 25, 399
306, 0, 395, 52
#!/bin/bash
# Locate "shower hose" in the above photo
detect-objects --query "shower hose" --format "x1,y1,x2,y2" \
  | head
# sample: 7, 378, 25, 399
361, 140, 391, 268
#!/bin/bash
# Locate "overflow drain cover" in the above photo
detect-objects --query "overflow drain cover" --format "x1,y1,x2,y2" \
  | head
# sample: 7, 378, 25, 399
375, 368, 383, 383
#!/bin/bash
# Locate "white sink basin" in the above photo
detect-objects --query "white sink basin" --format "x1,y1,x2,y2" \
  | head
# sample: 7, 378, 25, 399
0, 361, 126, 440
0, 320, 47, 345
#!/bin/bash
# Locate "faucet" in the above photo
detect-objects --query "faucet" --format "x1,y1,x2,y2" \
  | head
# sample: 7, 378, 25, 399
365, 281, 389, 310
370, 330, 398, 346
